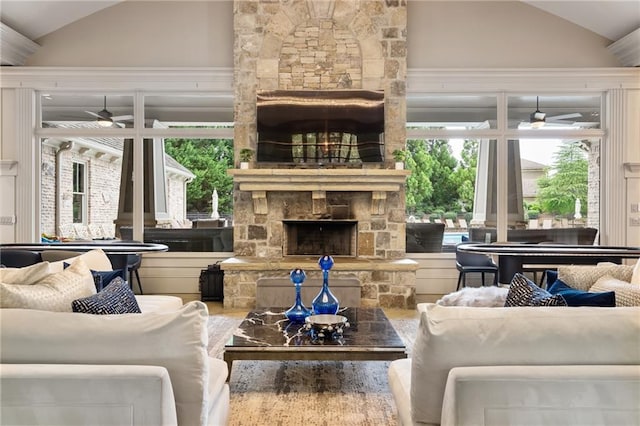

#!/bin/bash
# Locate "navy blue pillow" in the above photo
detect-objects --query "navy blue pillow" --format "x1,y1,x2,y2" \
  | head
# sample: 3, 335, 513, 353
72, 277, 141, 314
505, 273, 567, 307
547, 279, 615, 307
92, 269, 126, 292
545, 269, 558, 286
63, 262, 125, 291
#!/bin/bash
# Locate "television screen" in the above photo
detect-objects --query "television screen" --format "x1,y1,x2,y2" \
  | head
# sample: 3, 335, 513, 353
256, 90, 384, 164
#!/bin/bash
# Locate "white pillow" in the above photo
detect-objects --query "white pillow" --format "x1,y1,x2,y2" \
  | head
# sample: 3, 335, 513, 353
47, 249, 113, 273
631, 258, 640, 285
0, 258, 96, 311
0, 262, 52, 285
0, 301, 213, 426
591, 275, 640, 307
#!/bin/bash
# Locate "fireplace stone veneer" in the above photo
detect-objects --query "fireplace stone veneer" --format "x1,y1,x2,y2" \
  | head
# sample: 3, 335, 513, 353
228, 0, 412, 309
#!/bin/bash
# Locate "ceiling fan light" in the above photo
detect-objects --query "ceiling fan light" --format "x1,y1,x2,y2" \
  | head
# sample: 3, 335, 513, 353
97, 117, 113, 127
530, 111, 546, 128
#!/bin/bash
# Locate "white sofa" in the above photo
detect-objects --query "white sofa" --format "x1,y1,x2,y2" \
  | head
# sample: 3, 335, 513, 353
0, 301, 230, 426
388, 303, 640, 426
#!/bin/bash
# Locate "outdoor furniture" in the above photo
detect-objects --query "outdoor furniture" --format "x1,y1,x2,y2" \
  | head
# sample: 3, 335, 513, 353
406, 222, 445, 253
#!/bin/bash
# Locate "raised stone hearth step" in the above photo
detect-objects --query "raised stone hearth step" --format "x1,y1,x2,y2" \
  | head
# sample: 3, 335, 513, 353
256, 277, 360, 308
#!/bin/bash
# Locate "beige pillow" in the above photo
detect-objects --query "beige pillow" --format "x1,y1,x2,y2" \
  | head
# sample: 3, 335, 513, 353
0, 258, 96, 311
0, 262, 52, 285
591, 275, 640, 307
558, 264, 634, 291
47, 249, 113, 273
631, 258, 640, 285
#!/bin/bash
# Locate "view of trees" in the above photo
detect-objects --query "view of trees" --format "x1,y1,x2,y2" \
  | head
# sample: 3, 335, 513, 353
166, 137, 587, 223
535, 140, 588, 218
405, 139, 478, 217
164, 138, 234, 217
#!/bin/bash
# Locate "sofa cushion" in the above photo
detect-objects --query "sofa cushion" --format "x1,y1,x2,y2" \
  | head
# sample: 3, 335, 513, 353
136, 295, 183, 313
558, 264, 634, 291
590, 275, 640, 307
0, 301, 212, 426
632, 258, 640, 285
72, 277, 141, 314
504, 273, 567, 307
0, 262, 52, 285
410, 303, 640, 425
547, 278, 615, 307
0, 258, 96, 311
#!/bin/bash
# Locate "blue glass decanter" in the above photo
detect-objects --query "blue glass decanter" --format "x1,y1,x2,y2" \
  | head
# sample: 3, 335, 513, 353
285, 268, 311, 323
312, 255, 340, 315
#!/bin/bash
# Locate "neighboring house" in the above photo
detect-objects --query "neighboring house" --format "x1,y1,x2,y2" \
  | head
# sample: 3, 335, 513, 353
520, 158, 546, 204
40, 122, 195, 238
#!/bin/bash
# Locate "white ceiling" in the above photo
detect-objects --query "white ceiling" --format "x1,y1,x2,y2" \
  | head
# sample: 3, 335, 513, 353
0, 0, 638, 43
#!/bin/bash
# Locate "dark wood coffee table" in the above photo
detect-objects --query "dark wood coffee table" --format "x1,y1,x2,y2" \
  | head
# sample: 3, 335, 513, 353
223, 307, 407, 380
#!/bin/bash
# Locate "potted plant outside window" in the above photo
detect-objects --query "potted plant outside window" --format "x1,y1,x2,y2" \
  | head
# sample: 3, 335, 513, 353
392, 149, 406, 170
239, 148, 254, 169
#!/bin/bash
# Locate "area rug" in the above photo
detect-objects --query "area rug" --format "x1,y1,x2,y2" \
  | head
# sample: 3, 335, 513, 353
207, 315, 418, 426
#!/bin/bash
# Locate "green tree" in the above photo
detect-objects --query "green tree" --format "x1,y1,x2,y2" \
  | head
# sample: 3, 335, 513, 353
424, 139, 458, 211
405, 139, 434, 213
536, 141, 588, 216
450, 139, 478, 212
164, 138, 234, 215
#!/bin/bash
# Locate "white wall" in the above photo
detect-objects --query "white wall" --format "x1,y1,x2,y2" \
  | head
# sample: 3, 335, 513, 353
26, 1, 234, 67
24, 0, 621, 69
407, 1, 621, 68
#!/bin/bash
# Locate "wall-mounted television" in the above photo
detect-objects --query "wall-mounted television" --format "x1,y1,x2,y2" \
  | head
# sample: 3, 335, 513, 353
256, 90, 384, 164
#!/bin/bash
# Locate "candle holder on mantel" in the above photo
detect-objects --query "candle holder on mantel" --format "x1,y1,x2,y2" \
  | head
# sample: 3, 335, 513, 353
311, 255, 340, 315
284, 268, 311, 323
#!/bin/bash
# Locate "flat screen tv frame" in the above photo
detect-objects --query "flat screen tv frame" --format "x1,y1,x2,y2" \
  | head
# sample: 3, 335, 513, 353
256, 89, 385, 165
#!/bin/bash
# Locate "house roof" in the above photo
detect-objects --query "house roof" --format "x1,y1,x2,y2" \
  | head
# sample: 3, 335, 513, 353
44, 121, 196, 180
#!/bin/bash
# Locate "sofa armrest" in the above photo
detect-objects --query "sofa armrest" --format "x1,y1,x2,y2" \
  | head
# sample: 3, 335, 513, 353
1, 364, 178, 426
441, 365, 640, 426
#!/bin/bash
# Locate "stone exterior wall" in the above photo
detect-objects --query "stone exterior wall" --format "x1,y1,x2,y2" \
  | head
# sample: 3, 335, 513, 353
227, 0, 415, 309
40, 144, 188, 238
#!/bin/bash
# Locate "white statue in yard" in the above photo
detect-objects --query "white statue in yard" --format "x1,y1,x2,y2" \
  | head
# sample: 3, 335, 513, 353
211, 189, 220, 220
574, 198, 582, 220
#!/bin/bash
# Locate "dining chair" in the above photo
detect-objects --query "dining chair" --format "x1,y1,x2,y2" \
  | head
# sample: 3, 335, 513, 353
456, 245, 499, 290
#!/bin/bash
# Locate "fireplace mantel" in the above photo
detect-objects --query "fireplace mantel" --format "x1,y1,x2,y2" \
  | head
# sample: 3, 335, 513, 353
228, 168, 410, 214
228, 168, 409, 192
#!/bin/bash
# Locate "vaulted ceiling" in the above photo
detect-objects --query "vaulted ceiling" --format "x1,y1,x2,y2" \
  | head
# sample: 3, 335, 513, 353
1, 0, 638, 44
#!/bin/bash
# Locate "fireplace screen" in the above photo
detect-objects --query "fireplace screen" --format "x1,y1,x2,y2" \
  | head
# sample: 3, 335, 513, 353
284, 220, 357, 256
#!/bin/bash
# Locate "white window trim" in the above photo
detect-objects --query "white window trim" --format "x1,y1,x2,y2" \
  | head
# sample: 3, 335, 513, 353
2, 67, 638, 244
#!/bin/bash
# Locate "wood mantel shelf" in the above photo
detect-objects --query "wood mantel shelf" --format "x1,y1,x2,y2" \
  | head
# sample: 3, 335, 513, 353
228, 168, 410, 192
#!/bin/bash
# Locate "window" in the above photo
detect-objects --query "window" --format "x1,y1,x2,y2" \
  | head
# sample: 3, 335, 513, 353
38, 92, 234, 250
72, 162, 86, 224
406, 93, 603, 251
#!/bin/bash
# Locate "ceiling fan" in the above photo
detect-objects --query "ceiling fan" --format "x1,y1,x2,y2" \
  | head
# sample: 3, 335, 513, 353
529, 96, 582, 128
85, 96, 133, 127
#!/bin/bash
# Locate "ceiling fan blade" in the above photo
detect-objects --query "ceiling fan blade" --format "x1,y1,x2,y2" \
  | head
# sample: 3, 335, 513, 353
111, 114, 134, 122
85, 110, 103, 119
547, 112, 582, 121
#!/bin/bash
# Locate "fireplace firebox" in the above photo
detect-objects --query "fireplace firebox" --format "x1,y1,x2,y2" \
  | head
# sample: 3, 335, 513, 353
284, 220, 357, 256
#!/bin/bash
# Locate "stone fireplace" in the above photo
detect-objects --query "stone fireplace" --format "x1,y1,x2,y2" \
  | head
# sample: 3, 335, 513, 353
222, 0, 416, 309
